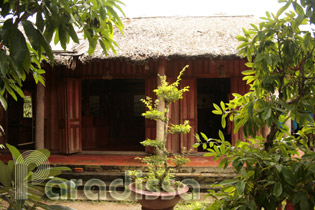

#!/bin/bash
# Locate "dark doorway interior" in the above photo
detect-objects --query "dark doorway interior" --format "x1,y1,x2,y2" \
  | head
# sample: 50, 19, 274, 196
7, 82, 36, 150
197, 78, 230, 151
82, 79, 145, 151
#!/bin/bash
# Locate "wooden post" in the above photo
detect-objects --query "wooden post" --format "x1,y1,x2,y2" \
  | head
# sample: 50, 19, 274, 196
35, 83, 45, 149
156, 58, 166, 152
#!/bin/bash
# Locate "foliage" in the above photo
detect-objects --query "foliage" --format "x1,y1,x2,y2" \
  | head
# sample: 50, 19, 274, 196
175, 200, 208, 210
215, 0, 315, 152
0, 144, 72, 210
0, 0, 125, 110
130, 65, 191, 192
195, 133, 315, 210
194, 0, 315, 209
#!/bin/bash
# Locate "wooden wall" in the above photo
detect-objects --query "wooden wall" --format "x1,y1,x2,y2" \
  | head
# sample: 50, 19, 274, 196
42, 56, 248, 153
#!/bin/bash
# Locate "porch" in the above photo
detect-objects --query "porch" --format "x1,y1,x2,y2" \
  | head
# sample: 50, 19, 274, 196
0, 152, 236, 193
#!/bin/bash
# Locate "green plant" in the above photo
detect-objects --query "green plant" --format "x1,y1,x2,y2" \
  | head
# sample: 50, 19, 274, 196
0, 0, 125, 110
194, 0, 315, 209
130, 65, 191, 192
195, 133, 315, 210
175, 200, 208, 210
0, 144, 72, 210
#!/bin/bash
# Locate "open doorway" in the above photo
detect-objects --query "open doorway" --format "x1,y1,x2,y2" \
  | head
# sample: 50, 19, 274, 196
197, 78, 230, 151
7, 83, 36, 150
82, 79, 145, 151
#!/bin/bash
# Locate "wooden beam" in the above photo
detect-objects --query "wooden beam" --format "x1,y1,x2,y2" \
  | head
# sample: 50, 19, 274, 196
35, 83, 45, 149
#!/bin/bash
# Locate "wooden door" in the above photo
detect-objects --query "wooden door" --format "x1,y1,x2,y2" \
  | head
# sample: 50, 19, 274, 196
59, 78, 82, 154
180, 78, 197, 153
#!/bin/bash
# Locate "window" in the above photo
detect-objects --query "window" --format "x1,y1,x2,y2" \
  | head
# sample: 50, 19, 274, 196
23, 95, 32, 118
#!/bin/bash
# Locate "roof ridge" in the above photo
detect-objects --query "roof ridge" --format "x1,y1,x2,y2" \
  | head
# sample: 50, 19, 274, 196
122, 15, 255, 20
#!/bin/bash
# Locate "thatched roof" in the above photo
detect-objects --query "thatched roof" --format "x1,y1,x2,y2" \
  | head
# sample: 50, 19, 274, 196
54, 16, 259, 64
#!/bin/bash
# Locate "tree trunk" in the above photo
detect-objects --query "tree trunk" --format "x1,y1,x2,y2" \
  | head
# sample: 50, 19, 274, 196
156, 58, 166, 155
265, 123, 277, 152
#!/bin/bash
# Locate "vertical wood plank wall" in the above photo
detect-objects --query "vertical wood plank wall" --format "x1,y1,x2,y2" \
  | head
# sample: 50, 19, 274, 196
43, 57, 248, 153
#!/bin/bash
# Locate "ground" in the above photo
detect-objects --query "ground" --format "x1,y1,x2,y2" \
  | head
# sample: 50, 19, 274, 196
48, 201, 141, 210
47, 200, 207, 210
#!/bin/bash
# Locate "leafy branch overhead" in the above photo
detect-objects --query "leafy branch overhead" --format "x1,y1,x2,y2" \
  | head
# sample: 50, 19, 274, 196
212, 0, 315, 151
0, 0, 125, 109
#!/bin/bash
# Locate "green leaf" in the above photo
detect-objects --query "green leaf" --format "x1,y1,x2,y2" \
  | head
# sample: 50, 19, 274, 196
100, 6, 107, 20
263, 107, 272, 120
236, 35, 248, 42
39, 33, 54, 64
200, 132, 208, 141
293, 2, 305, 15
10, 29, 29, 69
58, 25, 67, 50
6, 143, 22, 163
276, 1, 291, 18
105, 6, 123, 27
220, 179, 238, 185
213, 145, 220, 154
212, 110, 222, 115
2, 18, 14, 44
218, 130, 225, 141
203, 152, 217, 157
10, 84, 24, 98
281, 167, 295, 186
0, 160, 11, 187
218, 157, 228, 168
23, 47, 31, 72
242, 70, 255, 75
44, 27, 54, 44
88, 37, 97, 55
236, 181, 245, 194
0, 94, 7, 110
213, 103, 222, 115
68, 24, 79, 44
59, 0, 71, 13
22, 20, 42, 51
26, 149, 50, 171
36, 11, 45, 32
220, 101, 226, 111
232, 158, 241, 170
243, 76, 255, 84
220, 143, 227, 155
221, 116, 226, 129
308, 164, 315, 173
99, 39, 108, 56
273, 182, 282, 197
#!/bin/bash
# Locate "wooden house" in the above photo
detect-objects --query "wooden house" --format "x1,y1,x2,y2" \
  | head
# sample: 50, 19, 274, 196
0, 16, 258, 154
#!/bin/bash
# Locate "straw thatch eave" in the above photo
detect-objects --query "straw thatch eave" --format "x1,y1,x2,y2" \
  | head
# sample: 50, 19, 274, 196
53, 16, 260, 65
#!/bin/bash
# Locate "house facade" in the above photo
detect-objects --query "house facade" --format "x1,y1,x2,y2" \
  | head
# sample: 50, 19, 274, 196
0, 16, 257, 154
